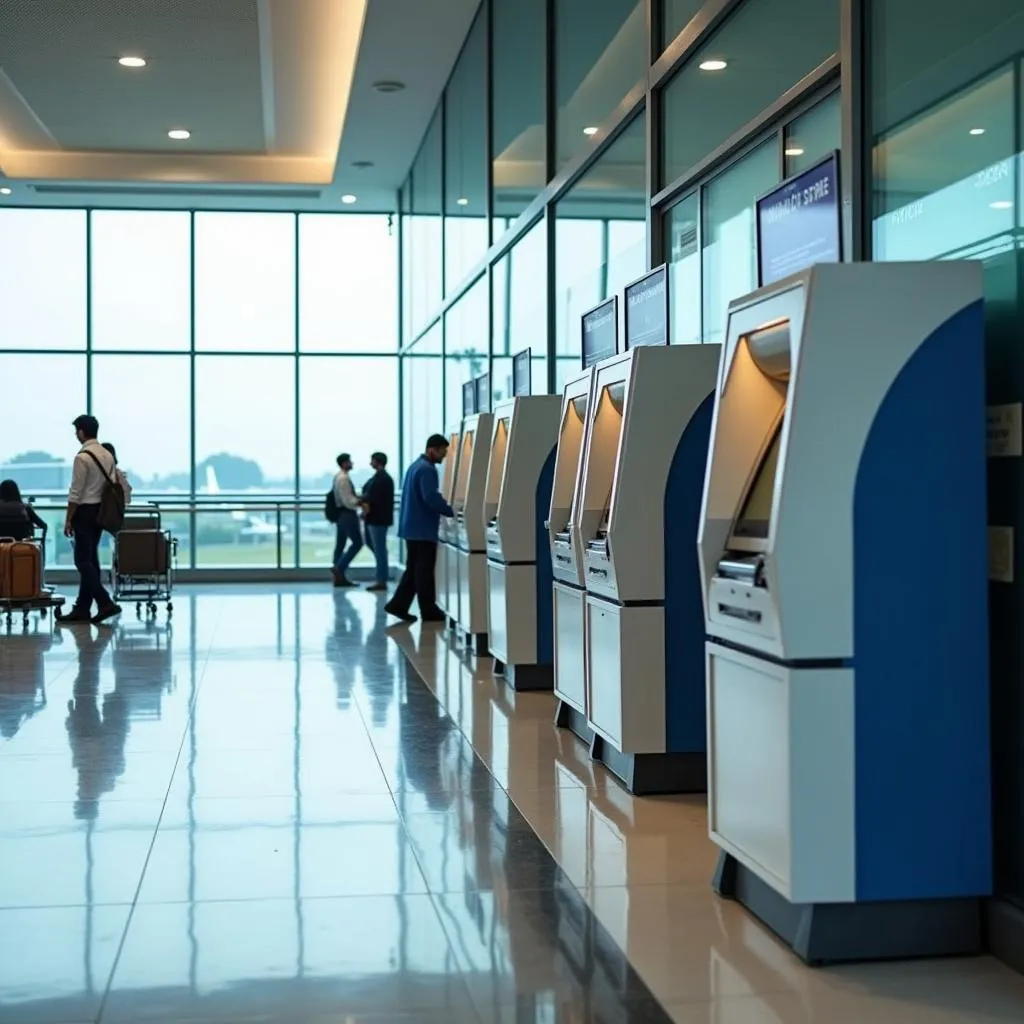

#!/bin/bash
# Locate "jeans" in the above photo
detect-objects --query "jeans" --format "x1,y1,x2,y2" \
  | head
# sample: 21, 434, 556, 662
388, 539, 440, 617
72, 504, 113, 613
364, 523, 390, 584
333, 512, 363, 575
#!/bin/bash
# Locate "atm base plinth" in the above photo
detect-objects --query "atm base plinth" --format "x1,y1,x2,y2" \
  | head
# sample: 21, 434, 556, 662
493, 659, 505, 675
554, 699, 594, 747
504, 663, 553, 692
591, 735, 707, 796
713, 851, 985, 966
460, 630, 488, 657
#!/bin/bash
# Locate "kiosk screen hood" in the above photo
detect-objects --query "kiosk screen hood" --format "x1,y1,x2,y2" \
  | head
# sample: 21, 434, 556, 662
746, 321, 791, 381
455, 431, 475, 506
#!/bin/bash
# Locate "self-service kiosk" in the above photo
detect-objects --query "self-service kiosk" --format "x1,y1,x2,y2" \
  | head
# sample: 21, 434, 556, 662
699, 262, 991, 963
436, 421, 464, 626
576, 344, 719, 794
550, 368, 597, 740
485, 395, 562, 690
452, 410, 494, 655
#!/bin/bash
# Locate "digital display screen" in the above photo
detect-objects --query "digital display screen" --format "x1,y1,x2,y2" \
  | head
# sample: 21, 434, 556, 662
462, 381, 476, 416
581, 297, 618, 368
733, 423, 783, 540
624, 265, 668, 349
513, 348, 531, 396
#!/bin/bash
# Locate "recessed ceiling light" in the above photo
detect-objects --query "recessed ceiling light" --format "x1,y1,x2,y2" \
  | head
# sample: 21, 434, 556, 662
583, 126, 599, 136
456, 197, 469, 206
784, 147, 805, 157
990, 200, 1013, 210
372, 80, 405, 93
699, 59, 728, 71
341, 194, 358, 205
969, 127, 986, 136
167, 129, 191, 140
118, 56, 147, 68
0, 187, 11, 196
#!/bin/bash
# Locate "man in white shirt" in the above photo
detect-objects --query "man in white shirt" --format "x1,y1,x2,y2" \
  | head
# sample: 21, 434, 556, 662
58, 414, 122, 625
332, 453, 363, 587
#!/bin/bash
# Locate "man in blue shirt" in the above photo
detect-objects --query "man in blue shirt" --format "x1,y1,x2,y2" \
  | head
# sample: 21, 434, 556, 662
385, 434, 454, 624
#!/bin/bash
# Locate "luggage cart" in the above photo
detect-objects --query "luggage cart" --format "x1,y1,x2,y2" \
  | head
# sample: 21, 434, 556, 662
110, 509, 177, 619
0, 533, 65, 630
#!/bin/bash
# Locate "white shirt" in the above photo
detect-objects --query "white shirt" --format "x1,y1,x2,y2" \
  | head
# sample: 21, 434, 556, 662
68, 440, 116, 505
332, 469, 360, 512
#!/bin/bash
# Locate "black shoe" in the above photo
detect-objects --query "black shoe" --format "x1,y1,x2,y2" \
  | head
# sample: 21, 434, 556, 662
56, 608, 92, 624
91, 603, 122, 626
333, 576, 357, 588
384, 602, 417, 623
420, 613, 447, 624
366, 583, 388, 592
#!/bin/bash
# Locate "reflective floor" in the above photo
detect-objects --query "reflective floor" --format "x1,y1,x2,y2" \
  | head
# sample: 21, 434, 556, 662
1, 585, 1023, 1023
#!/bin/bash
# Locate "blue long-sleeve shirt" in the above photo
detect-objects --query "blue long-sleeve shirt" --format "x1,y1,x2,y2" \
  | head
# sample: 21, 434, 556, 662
398, 455, 454, 541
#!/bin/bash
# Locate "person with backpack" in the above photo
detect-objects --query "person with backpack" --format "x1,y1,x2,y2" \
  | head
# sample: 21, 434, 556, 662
57, 414, 122, 625
329, 453, 363, 587
101, 443, 133, 507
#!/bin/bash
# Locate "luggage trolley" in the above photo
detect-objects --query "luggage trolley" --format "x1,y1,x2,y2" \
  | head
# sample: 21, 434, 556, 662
110, 509, 177, 619
0, 533, 65, 630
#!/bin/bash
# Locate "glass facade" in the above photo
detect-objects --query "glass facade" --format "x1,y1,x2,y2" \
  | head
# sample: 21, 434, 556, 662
0, 210, 397, 571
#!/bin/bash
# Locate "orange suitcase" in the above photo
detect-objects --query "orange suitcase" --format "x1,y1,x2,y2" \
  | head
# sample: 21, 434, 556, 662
0, 538, 43, 600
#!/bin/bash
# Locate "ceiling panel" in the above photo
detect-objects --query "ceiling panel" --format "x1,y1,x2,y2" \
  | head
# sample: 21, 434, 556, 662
0, 0, 265, 153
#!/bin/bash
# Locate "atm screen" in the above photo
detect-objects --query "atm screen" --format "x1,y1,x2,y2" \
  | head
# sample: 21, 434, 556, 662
733, 423, 782, 541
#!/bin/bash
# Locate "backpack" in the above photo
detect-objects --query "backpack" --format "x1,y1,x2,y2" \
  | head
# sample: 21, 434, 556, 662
83, 450, 126, 534
324, 488, 341, 524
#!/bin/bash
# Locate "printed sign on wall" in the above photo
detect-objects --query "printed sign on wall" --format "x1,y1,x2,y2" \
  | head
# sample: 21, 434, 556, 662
987, 403, 1022, 457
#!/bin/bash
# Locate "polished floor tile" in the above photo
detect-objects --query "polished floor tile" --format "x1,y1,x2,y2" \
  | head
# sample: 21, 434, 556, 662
4, 583, 1024, 1024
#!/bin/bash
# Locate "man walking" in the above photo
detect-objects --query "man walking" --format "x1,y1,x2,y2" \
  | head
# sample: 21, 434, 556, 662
361, 451, 394, 593
385, 434, 454, 624
331, 453, 363, 587
58, 414, 122, 625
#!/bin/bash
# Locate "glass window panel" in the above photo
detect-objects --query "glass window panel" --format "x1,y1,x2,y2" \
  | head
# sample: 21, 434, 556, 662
701, 140, 778, 346
445, 9, 488, 293
444, 276, 489, 423
0, 210, 86, 350
400, 180, 413, 345
410, 110, 443, 334
90, 356, 191, 496
556, 0, 645, 170
662, 1, 704, 52
555, 113, 646, 390
662, 0, 838, 186
91, 211, 190, 351
299, 215, 397, 353
665, 192, 701, 345
492, 0, 547, 225
493, 219, 549, 401
784, 91, 841, 176
0, 354, 87, 566
195, 213, 295, 352
403, 350, 444, 476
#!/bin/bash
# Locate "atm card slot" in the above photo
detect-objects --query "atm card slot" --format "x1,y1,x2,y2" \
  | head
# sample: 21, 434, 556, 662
717, 603, 762, 624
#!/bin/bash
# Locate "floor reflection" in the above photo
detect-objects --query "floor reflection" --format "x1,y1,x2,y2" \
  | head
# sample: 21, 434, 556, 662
1, 584, 1024, 1024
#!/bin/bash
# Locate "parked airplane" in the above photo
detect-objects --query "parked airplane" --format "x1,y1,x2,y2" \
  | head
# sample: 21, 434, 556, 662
201, 466, 284, 540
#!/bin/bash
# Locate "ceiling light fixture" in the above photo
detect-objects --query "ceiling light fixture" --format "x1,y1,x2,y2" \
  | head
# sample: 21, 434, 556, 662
341, 194, 358, 205
969, 127, 986, 136
456, 197, 469, 206
784, 147, 805, 156
372, 80, 405, 93
167, 129, 191, 140
699, 59, 728, 71
0, 187, 11, 195
990, 200, 1013, 210
118, 56, 147, 68
583, 126, 599, 136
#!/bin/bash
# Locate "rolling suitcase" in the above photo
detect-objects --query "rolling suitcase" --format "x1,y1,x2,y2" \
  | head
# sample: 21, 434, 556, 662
0, 538, 43, 599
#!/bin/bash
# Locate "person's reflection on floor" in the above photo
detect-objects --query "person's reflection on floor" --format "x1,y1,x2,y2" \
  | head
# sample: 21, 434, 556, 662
398, 657, 454, 810
325, 590, 362, 710
64, 626, 122, 819
363, 595, 395, 729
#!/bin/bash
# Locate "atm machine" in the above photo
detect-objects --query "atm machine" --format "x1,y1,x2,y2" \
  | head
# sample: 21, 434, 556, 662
436, 418, 464, 627
452, 408, 494, 655
550, 368, 597, 741
699, 262, 991, 964
576, 344, 719, 794
485, 393, 561, 690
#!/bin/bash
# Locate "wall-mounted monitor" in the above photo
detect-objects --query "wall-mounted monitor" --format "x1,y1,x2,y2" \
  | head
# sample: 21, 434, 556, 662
581, 296, 618, 368
755, 151, 841, 287
475, 373, 491, 414
512, 348, 532, 396
623, 264, 669, 350
462, 380, 477, 417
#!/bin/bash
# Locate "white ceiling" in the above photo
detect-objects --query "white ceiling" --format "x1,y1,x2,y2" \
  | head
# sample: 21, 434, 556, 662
0, 0, 482, 211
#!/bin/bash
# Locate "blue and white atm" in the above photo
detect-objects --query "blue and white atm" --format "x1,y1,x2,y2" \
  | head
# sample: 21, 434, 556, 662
699, 261, 991, 963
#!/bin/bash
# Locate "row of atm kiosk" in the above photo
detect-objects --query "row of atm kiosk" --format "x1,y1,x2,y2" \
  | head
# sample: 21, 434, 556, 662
429, 257, 992, 967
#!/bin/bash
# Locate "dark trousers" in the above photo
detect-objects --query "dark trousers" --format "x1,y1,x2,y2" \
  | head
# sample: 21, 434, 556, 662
390, 539, 440, 617
364, 523, 390, 584
72, 504, 113, 612
333, 512, 363, 575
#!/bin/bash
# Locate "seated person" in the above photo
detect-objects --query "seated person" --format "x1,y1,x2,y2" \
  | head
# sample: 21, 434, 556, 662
0, 479, 47, 541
